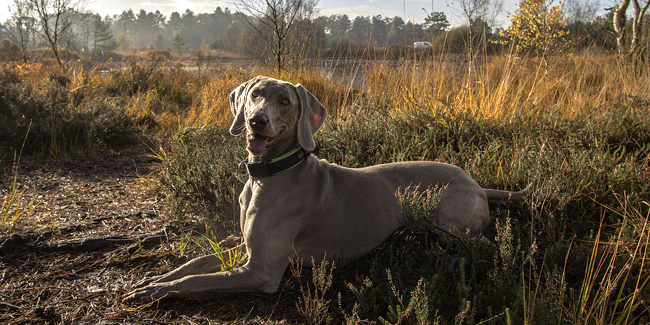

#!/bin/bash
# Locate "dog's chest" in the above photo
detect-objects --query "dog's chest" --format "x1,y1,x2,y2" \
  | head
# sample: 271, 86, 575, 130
240, 179, 307, 234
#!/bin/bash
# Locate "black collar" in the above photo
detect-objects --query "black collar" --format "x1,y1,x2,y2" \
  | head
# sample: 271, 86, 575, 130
245, 147, 310, 178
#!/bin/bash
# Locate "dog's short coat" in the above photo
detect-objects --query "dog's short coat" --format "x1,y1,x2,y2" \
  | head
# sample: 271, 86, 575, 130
125, 76, 525, 302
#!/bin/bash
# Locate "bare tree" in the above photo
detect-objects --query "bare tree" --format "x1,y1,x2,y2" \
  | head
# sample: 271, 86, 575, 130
30, 0, 86, 70
565, 0, 600, 23
612, 0, 650, 62
285, 8, 323, 70
76, 10, 94, 52
7, 0, 37, 63
236, 0, 317, 75
452, 0, 502, 76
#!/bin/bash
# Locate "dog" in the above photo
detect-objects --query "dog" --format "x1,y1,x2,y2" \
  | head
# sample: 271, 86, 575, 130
124, 76, 526, 302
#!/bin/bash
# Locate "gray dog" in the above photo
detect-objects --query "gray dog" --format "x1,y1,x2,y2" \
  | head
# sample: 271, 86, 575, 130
125, 76, 525, 302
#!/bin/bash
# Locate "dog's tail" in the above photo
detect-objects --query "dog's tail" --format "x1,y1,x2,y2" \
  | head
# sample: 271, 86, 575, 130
483, 181, 536, 203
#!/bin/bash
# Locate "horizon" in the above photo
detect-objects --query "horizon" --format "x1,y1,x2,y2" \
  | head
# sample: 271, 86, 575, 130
0, 0, 520, 28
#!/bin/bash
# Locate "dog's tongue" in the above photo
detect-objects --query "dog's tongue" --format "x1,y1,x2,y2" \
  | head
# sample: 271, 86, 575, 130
248, 135, 270, 154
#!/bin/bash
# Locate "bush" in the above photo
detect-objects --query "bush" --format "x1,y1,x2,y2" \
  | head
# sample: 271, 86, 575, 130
0, 39, 22, 62
153, 126, 246, 231
0, 66, 137, 155
85, 50, 124, 63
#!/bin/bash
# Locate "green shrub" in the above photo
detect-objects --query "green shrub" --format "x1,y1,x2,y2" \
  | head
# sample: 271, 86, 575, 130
0, 67, 138, 155
153, 126, 246, 231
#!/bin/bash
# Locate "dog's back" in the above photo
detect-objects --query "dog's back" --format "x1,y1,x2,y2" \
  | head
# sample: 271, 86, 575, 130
242, 155, 490, 267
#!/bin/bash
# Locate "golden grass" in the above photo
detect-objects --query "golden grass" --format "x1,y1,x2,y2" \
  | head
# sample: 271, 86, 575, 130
148, 50, 649, 129
355, 52, 650, 121
8, 50, 645, 133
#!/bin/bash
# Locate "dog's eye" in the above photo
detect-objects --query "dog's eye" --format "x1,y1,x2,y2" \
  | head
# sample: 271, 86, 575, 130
251, 90, 259, 98
281, 98, 290, 105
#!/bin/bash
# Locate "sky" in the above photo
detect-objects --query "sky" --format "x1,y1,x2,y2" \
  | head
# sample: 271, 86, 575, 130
0, 0, 522, 27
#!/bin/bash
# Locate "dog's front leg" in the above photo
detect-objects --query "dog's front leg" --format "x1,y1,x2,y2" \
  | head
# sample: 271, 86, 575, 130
130, 244, 245, 290
124, 249, 290, 302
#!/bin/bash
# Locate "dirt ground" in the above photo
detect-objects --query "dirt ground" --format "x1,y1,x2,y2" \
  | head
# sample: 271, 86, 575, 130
0, 146, 305, 324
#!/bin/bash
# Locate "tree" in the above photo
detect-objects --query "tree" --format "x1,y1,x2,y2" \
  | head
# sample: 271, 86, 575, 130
93, 14, 115, 51
371, 15, 389, 46
236, 0, 318, 75
423, 12, 450, 38
350, 15, 371, 44
287, 15, 325, 68
586, 12, 617, 49
30, 0, 86, 70
202, 7, 232, 49
0, 24, 8, 40
388, 16, 405, 45
180, 9, 199, 48
328, 14, 351, 43
75, 10, 94, 51
115, 9, 136, 49
612, 0, 650, 62
497, 0, 569, 60
565, 0, 600, 23
172, 31, 186, 54
452, 0, 503, 75
404, 21, 425, 45
135, 9, 163, 48
7, 0, 37, 63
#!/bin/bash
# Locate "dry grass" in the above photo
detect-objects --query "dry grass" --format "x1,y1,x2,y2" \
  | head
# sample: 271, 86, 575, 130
140, 50, 650, 129
355, 52, 649, 120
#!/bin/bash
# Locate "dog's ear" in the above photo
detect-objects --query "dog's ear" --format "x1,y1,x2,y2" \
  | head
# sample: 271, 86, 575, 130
229, 76, 263, 135
295, 84, 327, 151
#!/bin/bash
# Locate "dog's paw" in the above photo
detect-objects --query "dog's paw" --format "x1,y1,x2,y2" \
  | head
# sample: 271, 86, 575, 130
122, 283, 178, 303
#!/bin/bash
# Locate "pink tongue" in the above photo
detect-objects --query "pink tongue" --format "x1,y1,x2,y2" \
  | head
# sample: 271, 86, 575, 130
249, 136, 268, 154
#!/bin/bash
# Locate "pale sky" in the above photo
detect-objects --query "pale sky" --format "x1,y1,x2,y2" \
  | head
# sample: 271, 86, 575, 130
1, 0, 521, 26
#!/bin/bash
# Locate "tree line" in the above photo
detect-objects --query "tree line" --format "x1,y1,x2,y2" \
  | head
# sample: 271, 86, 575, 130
0, 0, 646, 71
0, 2, 454, 57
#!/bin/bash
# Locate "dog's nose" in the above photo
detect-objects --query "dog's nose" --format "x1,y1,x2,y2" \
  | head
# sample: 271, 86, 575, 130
249, 114, 269, 131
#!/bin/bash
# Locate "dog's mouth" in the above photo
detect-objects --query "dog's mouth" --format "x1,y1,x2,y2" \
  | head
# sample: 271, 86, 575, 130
247, 132, 280, 154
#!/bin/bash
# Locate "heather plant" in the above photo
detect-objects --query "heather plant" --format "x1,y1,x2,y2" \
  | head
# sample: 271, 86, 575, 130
151, 127, 246, 231
0, 65, 139, 155
295, 257, 335, 324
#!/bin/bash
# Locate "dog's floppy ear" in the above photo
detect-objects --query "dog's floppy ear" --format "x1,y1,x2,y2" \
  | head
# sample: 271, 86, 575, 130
295, 84, 327, 151
229, 76, 263, 135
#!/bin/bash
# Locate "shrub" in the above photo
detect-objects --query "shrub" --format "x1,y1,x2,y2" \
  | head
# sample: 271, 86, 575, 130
152, 126, 246, 231
0, 65, 137, 155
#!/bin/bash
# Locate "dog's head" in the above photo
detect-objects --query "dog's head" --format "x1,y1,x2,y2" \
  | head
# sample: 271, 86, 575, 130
229, 76, 327, 158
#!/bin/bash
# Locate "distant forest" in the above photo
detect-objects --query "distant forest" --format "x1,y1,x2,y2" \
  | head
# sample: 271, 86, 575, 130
1, 3, 617, 63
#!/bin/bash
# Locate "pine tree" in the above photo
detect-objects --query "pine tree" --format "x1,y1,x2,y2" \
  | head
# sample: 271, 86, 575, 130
93, 15, 116, 51
173, 32, 186, 54
423, 12, 450, 37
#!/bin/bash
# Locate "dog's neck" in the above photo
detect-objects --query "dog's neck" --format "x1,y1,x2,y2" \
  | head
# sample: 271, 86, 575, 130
245, 146, 309, 178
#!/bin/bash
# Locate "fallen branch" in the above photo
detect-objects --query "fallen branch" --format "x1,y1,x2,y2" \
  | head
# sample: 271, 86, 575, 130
0, 227, 171, 254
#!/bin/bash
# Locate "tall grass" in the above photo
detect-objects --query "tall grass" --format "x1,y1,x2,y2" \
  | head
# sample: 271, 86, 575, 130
353, 51, 649, 120
1, 124, 38, 230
